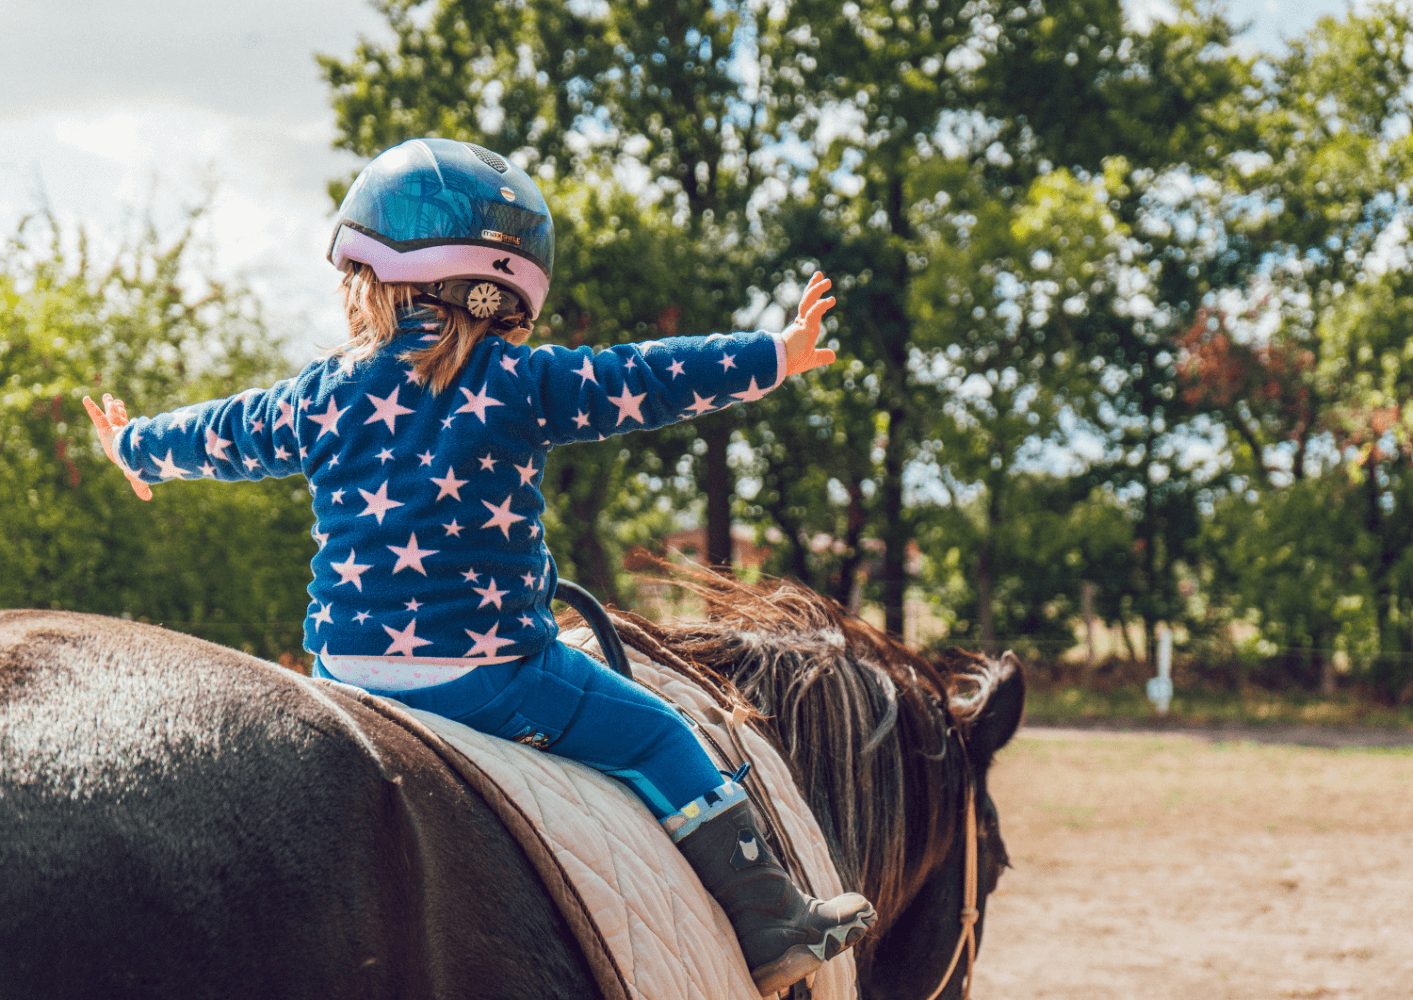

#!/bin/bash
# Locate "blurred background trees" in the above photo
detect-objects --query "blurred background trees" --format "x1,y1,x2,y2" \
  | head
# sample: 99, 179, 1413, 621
9, 0, 1413, 704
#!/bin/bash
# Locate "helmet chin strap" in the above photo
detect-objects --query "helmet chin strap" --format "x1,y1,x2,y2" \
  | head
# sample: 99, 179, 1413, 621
415, 278, 525, 321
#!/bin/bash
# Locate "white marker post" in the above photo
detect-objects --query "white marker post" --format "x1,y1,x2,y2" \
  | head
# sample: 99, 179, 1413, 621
1146, 623, 1173, 716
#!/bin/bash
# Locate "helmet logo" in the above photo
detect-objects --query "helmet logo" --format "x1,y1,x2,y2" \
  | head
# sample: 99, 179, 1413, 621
492, 257, 515, 275
481, 228, 522, 247
499, 186, 517, 202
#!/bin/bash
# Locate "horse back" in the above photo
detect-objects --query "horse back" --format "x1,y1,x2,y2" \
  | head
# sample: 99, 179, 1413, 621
0, 610, 596, 1000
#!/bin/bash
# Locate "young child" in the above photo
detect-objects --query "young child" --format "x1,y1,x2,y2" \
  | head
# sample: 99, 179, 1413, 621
85, 137, 874, 994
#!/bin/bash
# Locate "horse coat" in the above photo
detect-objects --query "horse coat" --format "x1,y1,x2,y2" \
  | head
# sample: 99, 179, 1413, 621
320, 624, 858, 1000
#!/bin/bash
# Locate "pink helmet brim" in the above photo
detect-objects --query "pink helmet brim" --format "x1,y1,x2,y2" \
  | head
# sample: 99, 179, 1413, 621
330, 225, 550, 319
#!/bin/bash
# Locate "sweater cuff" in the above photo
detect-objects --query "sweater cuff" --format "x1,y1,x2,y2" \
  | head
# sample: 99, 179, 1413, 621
113, 422, 141, 480
769, 332, 789, 390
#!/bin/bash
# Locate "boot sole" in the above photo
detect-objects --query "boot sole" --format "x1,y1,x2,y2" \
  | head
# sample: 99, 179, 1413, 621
751, 905, 877, 997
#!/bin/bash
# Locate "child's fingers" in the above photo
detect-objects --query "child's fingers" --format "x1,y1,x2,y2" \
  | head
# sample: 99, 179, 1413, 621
813, 348, 837, 368
82, 395, 110, 430
803, 296, 836, 330
128, 475, 153, 502
797, 274, 832, 317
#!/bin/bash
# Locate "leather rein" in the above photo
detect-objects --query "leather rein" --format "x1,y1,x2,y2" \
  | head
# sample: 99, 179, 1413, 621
925, 729, 980, 1000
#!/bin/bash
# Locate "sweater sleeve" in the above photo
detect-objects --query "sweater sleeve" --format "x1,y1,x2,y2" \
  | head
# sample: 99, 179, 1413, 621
114, 366, 318, 485
521, 330, 787, 447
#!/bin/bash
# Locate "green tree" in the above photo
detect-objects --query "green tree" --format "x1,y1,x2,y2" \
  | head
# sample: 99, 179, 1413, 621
0, 216, 313, 658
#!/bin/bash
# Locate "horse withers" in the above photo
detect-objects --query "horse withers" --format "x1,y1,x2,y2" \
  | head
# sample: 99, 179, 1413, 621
0, 578, 1022, 1000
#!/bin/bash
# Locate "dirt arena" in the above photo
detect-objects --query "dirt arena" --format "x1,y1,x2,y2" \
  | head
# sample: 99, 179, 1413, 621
969, 728, 1413, 999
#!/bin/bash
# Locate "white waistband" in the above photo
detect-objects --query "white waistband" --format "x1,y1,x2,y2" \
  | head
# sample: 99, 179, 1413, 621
321, 652, 520, 692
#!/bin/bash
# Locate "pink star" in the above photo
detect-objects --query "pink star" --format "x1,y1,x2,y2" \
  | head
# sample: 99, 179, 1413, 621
298, 397, 311, 412
198, 462, 217, 477
731, 377, 771, 403
518, 614, 535, 628
171, 409, 194, 431
357, 481, 404, 525
430, 465, 468, 501
308, 397, 347, 439
461, 566, 481, 584
443, 519, 464, 537
473, 577, 508, 609
312, 528, 329, 547
299, 446, 308, 459
274, 400, 295, 431
684, 391, 718, 416
513, 458, 538, 486
441, 416, 455, 429
405, 598, 422, 612
529, 524, 541, 538
478, 453, 498, 472
328, 454, 340, 468
481, 495, 527, 539
717, 352, 737, 371
383, 619, 432, 657
377, 447, 395, 464
311, 602, 334, 631
573, 409, 590, 428
250, 418, 265, 434
205, 430, 232, 460
243, 456, 261, 471
573, 353, 598, 384
388, 532, 438, 575
521, 570, 537, 587
456, 383, 504, 423
364, 386, 414, 433
667, 358, 686, 378
404, 367, 424, 385
500, 353, 522, 375
353, 611, 370, 625
624, 356, 637, 371
330, 488, 345, 505
608, 384, 647, 425
274, 445, 291, 461
331, 550, 372, 591
152, 449, 189, 480
418, 450, 435, 467
464, 622, 516, 658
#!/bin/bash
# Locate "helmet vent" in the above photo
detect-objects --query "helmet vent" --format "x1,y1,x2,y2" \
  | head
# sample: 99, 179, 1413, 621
467, 143, 509, 173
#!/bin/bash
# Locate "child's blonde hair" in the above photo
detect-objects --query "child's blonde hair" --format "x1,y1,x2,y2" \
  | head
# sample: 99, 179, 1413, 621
336, 263, 532, 395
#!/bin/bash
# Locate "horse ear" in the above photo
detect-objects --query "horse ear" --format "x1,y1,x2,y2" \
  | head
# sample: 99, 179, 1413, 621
967, 650, 1025, 765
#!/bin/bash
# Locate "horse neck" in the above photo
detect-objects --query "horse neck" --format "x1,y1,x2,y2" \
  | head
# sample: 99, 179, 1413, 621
737, 649, 965, 930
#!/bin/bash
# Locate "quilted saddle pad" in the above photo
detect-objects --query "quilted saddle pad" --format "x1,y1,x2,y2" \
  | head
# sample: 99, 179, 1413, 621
407, 626, 859, 1000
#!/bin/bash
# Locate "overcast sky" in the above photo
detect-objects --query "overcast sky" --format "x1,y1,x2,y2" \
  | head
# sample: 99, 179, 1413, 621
0, 0, 1352, 359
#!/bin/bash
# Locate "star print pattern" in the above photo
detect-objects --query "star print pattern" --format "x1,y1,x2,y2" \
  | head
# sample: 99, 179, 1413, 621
112, 311, 786, 670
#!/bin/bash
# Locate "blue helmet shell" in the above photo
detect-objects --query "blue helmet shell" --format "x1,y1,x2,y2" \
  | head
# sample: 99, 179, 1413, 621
328, 138, 554, 317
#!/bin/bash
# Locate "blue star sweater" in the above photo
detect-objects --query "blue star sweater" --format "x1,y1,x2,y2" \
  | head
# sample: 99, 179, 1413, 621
115, 309, 786, 688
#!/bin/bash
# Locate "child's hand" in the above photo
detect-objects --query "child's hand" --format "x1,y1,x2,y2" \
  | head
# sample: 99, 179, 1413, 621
779, 271, 838, 376
82, 393, 153, 501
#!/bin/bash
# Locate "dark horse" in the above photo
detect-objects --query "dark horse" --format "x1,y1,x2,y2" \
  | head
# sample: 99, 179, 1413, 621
0, 574, 1022, 1000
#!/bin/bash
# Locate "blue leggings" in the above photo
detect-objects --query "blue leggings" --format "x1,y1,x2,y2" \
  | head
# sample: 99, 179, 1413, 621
314, 640, 724, 818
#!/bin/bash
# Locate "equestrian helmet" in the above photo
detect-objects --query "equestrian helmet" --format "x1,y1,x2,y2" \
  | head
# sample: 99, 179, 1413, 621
328, 137, 554, 320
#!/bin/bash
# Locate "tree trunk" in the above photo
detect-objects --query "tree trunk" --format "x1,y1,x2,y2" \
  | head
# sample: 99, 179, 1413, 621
976, 539, 995, 650
881, 400, 908, 635
830, 480, 867, 608
701, 417, 734, 568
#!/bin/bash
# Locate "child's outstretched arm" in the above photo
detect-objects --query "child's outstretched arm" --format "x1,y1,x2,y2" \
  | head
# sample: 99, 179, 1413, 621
523, 271, 837, 447
85, 371, 315, 493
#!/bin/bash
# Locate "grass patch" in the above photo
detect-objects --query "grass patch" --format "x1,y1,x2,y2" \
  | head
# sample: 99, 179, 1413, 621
1024, 684, 1413, 729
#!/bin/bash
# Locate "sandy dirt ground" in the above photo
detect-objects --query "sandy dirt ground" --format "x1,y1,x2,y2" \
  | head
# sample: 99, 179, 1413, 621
968, 727, 1413, 999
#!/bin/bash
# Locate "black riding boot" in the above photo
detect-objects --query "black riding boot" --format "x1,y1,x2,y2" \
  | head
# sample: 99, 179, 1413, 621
674, 797, 876, 996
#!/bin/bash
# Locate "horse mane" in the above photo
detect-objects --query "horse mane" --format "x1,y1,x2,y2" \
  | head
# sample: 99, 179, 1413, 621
567, 563, 1008, 929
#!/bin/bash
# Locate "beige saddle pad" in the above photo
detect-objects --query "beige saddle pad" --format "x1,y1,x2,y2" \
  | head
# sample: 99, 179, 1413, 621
408, 626, 858, 1000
